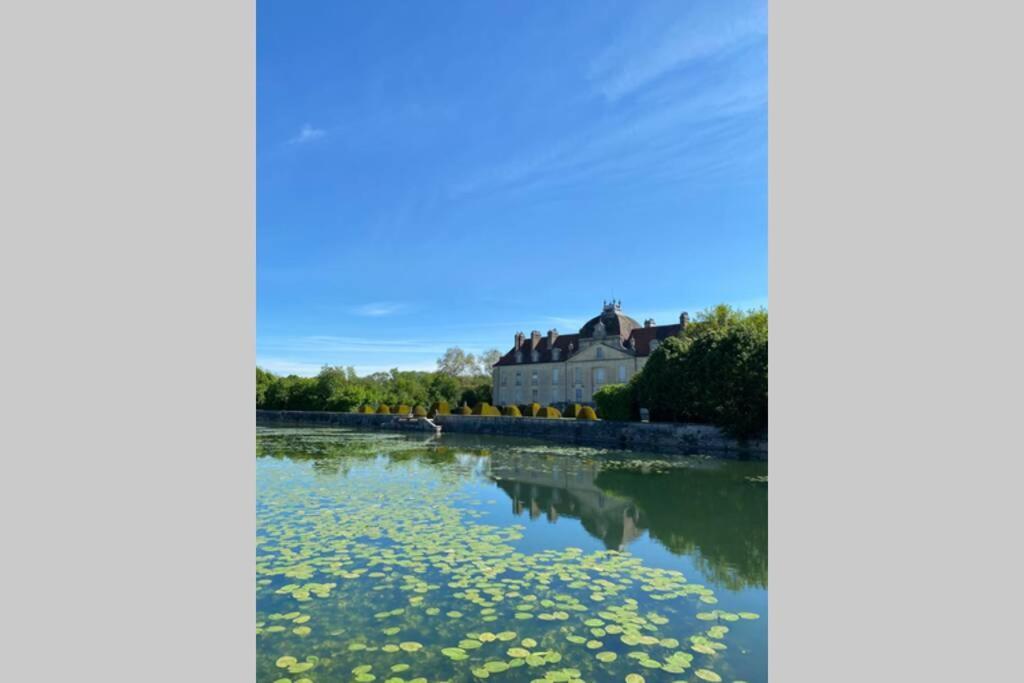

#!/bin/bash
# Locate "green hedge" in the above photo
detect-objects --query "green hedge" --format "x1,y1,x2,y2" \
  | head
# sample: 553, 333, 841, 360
593, 384, 633, 421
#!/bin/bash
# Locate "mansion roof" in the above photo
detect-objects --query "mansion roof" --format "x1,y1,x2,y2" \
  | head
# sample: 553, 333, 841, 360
494, 301, 687, 367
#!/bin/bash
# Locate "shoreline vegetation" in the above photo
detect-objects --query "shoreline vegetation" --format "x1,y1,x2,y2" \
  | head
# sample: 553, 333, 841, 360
258, 305, 767, 438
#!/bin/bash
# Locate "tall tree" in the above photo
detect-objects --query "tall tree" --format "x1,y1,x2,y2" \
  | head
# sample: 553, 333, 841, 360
477, 349, 501, 376
437, 347, 475, 376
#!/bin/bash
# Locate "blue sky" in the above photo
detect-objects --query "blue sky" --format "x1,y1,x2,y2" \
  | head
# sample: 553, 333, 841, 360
257, 0, 767, 376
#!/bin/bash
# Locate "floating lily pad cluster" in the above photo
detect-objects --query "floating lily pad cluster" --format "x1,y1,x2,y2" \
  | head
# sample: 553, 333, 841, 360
257, 430, 760, 683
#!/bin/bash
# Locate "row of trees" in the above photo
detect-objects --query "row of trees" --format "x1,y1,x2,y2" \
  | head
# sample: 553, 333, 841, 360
593, 305, 768, 438
256, 347, 500, 413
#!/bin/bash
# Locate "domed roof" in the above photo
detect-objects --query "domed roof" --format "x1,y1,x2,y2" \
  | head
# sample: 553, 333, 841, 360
579, 301, 641, 341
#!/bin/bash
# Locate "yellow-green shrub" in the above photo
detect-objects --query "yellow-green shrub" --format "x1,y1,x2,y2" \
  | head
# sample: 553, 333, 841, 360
482, 405, 502, 416
519, 403, 541, 417
503, 405, 522, 417
376, 404, 391, 414
456, 404, 472, 415
358, 404, 375, 414
471, 402, 491, 415
413, 405, 427, 417
564, 403, 582, 418
430, 401, 451, 415
576, 406, 598, 420
395, 404, 411, 415
536, 406, 562, 418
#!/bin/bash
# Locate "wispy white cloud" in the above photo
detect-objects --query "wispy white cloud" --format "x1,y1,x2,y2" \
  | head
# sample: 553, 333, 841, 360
289, 123, 326, 144
259, 334, 448, 356
589, 1, 767, 102
351, 301, 407, 317
255, 357, 328, 377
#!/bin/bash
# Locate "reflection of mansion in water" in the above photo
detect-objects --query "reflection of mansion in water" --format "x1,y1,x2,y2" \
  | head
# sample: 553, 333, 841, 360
487, 455, 645, 550
491, 300, 688, 406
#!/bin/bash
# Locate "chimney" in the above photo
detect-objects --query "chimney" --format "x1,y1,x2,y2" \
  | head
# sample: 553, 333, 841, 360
547, 328, 558, 347
514, 331, 524, 350
530, 330, 542, 350
644, 318, 655, 328
680, 312, 689, 329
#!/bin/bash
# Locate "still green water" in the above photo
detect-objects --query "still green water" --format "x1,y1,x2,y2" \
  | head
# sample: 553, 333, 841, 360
257, 426, 767, 683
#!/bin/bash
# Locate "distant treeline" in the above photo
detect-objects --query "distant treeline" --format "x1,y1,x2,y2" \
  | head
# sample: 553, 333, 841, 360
258, 304, 767, 438
257, 366, 493, 414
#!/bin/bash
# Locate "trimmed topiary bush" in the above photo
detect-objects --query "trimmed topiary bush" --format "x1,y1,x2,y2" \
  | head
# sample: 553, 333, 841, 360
536, 406, 562, 418
430, 401, 451, 415
395, 404, 411, 415
471, 402, 491, 415
376, 404, 391, 414
563, 403, 582, 418
358, 404, 375, 414
482, 405, 502, 417
576, 406, 598, 420
413, 405, 427, 417
519, 402, 541, 417
456, 404, 472, 415
503, 405, 522, 417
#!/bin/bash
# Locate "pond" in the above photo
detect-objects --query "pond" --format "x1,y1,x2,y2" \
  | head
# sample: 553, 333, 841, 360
257, 426, 767, 683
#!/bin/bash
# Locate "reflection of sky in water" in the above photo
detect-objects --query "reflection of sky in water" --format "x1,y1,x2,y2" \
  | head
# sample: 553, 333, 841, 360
256, 427, 767, 683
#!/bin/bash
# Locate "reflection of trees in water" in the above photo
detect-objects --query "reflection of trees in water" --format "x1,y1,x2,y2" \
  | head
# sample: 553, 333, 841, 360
594, 468, 767, 590
487, 453, 766, 591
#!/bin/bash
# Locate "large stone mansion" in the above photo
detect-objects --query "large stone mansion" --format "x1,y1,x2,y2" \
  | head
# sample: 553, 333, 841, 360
491, 301, 688, 406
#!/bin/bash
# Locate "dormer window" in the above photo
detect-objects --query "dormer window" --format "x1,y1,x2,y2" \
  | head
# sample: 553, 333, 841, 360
515, 351, 523, 363
649, 340, 659, 352
552, 348, 561, 361
531, 350, 539, 362
596, 347, 604, 359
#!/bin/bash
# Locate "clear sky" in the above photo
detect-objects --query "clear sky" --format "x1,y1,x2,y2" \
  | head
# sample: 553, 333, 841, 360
257, 0, 767, 377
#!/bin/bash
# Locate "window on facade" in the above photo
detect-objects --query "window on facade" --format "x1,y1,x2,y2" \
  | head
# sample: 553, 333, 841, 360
596, 347, 604, 359
552, 368, 560, 384
552, 388, 559, 403
515, 372, 522, 386
618, 365, 626, 382
595, 368, 606, 385
501, 374, 507, 386
649, 340, 659, 352
574, 367, 582, 384
531, 370, 538, 386
531, 389, 538, 401
575, 388, 583, 401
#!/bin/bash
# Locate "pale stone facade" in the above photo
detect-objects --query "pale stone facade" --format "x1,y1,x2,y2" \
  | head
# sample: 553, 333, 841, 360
491, 301, 688, 407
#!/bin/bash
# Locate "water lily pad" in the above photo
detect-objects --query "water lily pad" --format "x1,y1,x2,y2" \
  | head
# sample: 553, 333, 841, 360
625, 674, 645, 683
695, 670, 722, 682
275, 656, 297, 668
596, 651, 617, 662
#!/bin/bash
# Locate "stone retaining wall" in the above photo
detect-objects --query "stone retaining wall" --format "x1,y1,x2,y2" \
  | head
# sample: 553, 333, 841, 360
256, 410, 766, 459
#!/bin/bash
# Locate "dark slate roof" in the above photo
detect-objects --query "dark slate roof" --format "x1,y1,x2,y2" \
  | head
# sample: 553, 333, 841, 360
626, 324, 682, 354
493, 323, 683, 367
494, 333, 580, 367
578, 310, 642, 341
